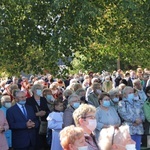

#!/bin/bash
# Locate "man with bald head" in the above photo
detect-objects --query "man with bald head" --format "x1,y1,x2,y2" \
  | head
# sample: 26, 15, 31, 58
6, 90, 39, 150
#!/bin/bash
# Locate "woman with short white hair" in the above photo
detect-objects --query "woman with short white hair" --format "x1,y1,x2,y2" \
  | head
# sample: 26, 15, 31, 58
63, 93, 80, 127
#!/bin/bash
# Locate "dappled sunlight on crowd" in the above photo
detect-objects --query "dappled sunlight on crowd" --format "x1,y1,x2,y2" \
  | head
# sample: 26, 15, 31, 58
0, 67, 150, 150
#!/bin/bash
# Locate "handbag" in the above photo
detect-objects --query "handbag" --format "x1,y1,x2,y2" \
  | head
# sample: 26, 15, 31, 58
39, 121, 48, 135
36, 106, 48, 135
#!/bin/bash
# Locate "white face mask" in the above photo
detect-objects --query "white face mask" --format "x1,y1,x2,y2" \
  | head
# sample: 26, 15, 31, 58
125, 144, 136, 150
4, 102, 12, 108
86, 119, 97, 132
78, 146, 88, 150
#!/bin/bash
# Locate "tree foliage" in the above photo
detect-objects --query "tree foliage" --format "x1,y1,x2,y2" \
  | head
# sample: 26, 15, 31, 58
0, 0, 150, 76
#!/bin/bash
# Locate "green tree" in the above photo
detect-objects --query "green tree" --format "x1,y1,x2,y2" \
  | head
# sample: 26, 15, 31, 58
0, 0, 149, 76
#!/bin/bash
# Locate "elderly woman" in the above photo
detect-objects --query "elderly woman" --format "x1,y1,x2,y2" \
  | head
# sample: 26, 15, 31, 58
95, 93, 121, 140
118, 86, 145, 150
0, 95, 12, 148
26, 83, 50, 150
98, 125, 136, 150
60, 125, 87, 150
0, 110, 9, 150
109, 88, 120, 110
63, 93, 80, 127
73, 104, 100, 150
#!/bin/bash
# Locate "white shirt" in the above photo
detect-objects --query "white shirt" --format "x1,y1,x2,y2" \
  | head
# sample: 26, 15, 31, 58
17, 103, 27, 116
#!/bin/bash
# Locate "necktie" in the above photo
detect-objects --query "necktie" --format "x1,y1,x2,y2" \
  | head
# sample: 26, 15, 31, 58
22, 105, 27, 119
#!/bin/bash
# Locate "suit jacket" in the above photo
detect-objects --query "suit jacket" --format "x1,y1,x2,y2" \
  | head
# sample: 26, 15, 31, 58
26, 96, 50, 121
6, 104, 39, 149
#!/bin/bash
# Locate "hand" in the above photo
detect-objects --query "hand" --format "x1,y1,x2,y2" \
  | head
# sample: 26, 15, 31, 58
26, 119, 35, 129
36, 111, 46, 117
133, 118, 142, 126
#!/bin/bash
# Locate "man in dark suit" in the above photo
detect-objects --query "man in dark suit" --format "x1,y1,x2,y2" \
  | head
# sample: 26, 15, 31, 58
6, 90, 39, 150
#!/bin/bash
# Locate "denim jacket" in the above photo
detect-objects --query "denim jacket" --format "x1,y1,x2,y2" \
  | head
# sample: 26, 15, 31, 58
118, 98, 145, 135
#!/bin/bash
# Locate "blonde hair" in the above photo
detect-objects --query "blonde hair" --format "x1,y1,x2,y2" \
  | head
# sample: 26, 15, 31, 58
1, 95, 11, 104
60, 125, 84, 150
73, 104, 96, 126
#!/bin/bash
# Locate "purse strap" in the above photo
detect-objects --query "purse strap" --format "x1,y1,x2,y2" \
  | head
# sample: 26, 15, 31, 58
35, 105, 42, 122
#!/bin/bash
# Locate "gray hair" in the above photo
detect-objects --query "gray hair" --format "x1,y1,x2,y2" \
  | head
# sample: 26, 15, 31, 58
68, 93, 80, 104
109, 88, 119, 96
31, 84, 43, 93
63, 89, 73, 98
122, 86, 133, 96
132, 79, 141, 85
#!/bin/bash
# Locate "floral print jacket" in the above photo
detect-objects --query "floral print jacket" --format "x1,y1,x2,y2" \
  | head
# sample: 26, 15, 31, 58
118, 98, 145, 135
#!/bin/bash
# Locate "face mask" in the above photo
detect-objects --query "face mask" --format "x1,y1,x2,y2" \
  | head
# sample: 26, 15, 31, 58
73, 102, 80, 109
102, 100, 110, 107
18, 100, 26, 105
127, 93, 134, 103
86, 119, 97, 132
96, 89, 102, 94
4, 102, 12, 108
46, 95, 55, 101
112, 97, 119, 102
36, 89, 42, 96
125, 144, 136, 150
78, 146, 88, 150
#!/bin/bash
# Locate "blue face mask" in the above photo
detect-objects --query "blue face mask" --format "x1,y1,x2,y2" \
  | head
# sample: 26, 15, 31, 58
46, 95, 54, 101
36, 89, 42, 96
18, 100, 26, 105
127, 93, 134, 103
73, 102, 80, 109
103, 100, 110, 107
112, 97, 119, 103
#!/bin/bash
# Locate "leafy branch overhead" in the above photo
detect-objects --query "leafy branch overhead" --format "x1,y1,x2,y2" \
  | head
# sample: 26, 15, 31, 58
0, 0, 149, 76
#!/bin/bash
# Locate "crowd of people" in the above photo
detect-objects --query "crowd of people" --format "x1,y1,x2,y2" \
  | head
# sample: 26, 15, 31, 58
0, 67, 150, 150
